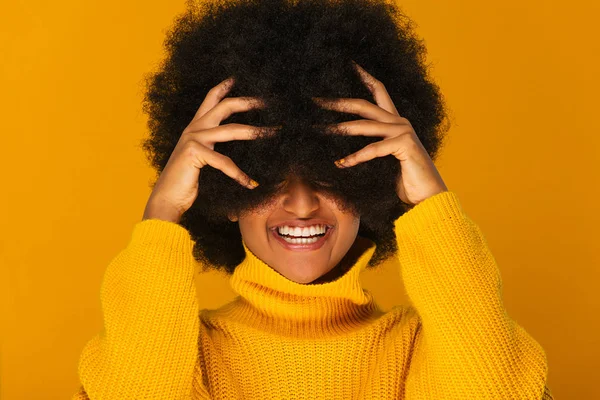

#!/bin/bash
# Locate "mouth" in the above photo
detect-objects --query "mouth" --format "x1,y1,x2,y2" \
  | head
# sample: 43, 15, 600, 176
271, 225, 334, 251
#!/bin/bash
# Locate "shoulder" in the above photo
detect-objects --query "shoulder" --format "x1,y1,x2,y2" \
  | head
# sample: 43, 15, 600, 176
378, 303, 422, 338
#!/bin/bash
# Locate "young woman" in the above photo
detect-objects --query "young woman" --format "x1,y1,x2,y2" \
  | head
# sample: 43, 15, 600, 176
73, 0, 552, 398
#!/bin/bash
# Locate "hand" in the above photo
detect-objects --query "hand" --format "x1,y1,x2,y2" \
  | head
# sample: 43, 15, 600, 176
142, 77, 275, 223
312, 61, 448, 207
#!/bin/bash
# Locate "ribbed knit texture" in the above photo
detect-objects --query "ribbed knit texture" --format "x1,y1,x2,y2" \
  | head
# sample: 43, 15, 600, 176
73, 191, 552, 399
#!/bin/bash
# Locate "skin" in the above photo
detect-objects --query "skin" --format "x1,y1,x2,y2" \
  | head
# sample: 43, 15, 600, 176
141, 63, 446, 284
229, 174, 367, 284
229, 61, 449, 284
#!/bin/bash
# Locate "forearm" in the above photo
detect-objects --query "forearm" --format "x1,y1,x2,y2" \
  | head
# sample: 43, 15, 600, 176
76, 219, 200, 399
395, 191, 549, 399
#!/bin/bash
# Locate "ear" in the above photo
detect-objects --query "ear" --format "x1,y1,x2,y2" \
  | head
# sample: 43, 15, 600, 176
227, 212, 239, 222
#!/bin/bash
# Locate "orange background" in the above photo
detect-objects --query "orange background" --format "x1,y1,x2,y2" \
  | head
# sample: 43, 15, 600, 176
1, 0, 598, 399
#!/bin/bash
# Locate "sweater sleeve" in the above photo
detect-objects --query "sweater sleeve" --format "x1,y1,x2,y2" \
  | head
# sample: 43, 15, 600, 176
73, 219, 211, 400
394, 191, 551, 399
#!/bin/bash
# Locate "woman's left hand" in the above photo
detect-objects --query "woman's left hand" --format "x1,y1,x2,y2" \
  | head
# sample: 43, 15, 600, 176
312, 61, 448, 207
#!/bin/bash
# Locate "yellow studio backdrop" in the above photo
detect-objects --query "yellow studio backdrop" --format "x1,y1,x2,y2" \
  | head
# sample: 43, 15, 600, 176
1, 0, 598, 398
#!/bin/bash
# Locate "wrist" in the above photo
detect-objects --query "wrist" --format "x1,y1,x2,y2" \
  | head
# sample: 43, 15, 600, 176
142, 198, 182, 224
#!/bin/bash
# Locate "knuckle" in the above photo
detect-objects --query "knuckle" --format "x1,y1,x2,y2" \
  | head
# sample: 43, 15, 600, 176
372, 79, 385, 89
358, 143, 370, 152
207, 84, 221, 95
397, 125, 414, 136
376, 146, 388, 157
238, 174, 250, 184
220, 97, 235, 108
364, 146, 377, 157
182, 127, 197, 137
357, 98, 371, 108
224, 122, 242, 131
221, 154, 234, 165
181, 140, 203, 157
402, 125, 417, 139
181, 125, 194, 135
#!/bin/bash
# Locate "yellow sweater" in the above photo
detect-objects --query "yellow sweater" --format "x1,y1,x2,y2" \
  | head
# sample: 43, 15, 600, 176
73, 191, 553, 399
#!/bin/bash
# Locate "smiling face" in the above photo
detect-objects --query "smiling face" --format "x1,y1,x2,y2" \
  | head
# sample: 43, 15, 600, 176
228, 175, 361, 284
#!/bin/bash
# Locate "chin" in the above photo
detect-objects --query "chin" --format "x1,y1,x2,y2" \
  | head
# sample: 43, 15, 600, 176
290, 274, 319, 285
283, 269, 323, 285
276, 261, 327, 284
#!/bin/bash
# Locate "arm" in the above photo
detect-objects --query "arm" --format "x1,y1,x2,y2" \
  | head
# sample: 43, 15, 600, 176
395, 191, 551, 399
73, 219, 210, 399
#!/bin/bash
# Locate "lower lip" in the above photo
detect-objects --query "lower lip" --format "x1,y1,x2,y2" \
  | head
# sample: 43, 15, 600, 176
271, 227, 334, 251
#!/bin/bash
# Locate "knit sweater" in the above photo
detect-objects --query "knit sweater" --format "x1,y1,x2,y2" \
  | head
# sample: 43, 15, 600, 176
73, 191, 553, 399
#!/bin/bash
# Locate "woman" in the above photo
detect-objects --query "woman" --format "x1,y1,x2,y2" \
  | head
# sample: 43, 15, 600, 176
73, 0, 552, 398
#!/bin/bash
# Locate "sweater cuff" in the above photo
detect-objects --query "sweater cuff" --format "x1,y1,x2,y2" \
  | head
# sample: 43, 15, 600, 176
394, 191, 466, 239
129, 219, 196, 255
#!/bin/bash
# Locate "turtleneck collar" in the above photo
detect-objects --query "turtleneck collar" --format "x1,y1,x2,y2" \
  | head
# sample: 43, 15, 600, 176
221, 238, 384, 337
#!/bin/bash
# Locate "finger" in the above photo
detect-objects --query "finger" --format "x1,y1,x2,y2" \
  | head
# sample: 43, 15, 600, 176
351, 60, 399, 116
313, 97, 400, 124
191, 96, 267, 130
201, 146, 260, 189
193, 77, 236, 122
186, 123, 278, 147
335, 136, 409, 168
332, 119, 414, 140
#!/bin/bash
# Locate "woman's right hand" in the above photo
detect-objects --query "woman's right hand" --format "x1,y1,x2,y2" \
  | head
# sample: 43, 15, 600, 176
142, 77, 273, 223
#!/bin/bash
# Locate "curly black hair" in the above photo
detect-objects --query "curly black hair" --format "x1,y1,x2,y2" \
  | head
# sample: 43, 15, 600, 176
140, 0, 451, 275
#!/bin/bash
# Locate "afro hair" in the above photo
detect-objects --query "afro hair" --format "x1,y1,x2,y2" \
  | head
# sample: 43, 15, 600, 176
140, 0, 451, 275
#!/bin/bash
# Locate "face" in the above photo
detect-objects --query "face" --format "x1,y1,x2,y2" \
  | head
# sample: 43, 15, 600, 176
228, 175, 361, 284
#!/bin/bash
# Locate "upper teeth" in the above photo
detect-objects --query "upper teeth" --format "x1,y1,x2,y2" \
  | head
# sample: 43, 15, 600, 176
277, 225, 327, 237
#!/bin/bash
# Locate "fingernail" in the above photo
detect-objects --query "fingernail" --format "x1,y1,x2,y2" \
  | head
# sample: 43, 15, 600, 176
249, 179, 259, 188
334, 158, 345, 168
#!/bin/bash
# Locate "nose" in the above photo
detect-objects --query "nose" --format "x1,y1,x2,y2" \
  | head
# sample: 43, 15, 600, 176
280, 177, 321, 216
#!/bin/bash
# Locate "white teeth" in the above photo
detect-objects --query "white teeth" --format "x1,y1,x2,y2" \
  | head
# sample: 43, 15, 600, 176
277, 224, 327, 237
282, 236, 320, 244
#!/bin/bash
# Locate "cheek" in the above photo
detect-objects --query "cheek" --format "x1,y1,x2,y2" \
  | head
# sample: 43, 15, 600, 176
238, 218, 269, 244
338, 217, 360, 243
345, 215, 361, 232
